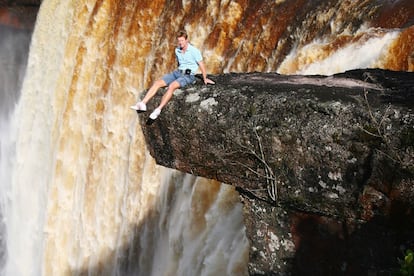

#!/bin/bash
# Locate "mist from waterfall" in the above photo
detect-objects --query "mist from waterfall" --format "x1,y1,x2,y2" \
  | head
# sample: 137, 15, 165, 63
0, 23, 32, 274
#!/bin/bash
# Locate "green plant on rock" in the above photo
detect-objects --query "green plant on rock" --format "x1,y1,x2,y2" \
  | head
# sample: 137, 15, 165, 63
399, 249, 414, 276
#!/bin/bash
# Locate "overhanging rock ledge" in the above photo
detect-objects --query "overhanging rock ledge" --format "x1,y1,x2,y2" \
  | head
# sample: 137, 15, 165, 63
139, 69, 414, 275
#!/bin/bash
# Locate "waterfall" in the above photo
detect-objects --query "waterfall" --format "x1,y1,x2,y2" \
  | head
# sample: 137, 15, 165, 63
0, 18, 32, 276
1, 0, 250, 275
0, 0, 412, 275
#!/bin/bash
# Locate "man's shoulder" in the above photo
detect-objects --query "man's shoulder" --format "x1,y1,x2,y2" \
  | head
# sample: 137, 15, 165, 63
188, 43, 201, 53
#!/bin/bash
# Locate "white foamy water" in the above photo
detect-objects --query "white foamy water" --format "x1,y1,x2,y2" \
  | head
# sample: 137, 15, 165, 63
0, 117, 13, 273
0, 1, 73, 274
278, 27, 400, 75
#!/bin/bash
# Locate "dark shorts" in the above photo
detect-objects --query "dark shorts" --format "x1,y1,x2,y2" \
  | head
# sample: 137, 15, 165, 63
162, 70, 196, 88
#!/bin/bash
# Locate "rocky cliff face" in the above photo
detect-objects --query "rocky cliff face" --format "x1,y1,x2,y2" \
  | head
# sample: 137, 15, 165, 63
139, 69, 414, 275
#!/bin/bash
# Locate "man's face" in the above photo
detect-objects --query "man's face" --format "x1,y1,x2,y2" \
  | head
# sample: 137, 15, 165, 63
177, 36, 188, 50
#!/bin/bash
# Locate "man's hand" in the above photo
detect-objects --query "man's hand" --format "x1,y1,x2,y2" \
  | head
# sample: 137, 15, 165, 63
204, 78, 215, 85
198, 61, 215, 85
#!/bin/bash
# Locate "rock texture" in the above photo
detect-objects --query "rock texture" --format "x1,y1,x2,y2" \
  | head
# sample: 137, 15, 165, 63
139, 69, 414, 275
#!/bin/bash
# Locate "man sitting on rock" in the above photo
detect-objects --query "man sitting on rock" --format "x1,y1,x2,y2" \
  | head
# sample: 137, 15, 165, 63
131, 30, 215, 121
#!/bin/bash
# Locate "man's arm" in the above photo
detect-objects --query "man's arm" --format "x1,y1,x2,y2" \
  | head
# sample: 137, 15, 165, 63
198, 61, 215, 85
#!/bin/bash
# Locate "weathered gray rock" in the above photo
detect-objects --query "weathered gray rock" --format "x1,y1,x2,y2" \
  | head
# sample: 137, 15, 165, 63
139, 69, 414, 275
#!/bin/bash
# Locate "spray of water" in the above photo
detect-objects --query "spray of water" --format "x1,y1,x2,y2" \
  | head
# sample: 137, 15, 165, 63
0, 1, 75, 274
0, 24, 32, 275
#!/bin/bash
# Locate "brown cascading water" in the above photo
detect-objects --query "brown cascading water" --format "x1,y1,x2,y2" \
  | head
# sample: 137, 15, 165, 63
1, 0, 412, 275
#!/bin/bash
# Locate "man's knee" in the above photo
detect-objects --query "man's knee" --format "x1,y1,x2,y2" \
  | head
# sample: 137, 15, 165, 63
154, 79, 166, 88
169, 80, 181, 90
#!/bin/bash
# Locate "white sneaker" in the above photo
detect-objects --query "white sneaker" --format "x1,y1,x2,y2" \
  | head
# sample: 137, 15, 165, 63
149, 108, 161, 120
130, 102, 147, 112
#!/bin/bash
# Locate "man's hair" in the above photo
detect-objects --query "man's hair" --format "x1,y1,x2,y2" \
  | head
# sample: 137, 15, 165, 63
176, 30, 188, 39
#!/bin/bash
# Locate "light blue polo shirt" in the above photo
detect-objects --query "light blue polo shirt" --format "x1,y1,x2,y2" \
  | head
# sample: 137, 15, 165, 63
175, 44, 203, 74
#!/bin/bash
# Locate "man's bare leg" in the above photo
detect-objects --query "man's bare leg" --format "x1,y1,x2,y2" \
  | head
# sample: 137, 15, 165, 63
141, 79, 167, 104
158, 80, 180, 110
149, 80, 180, 120
131, 79, 168, 111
